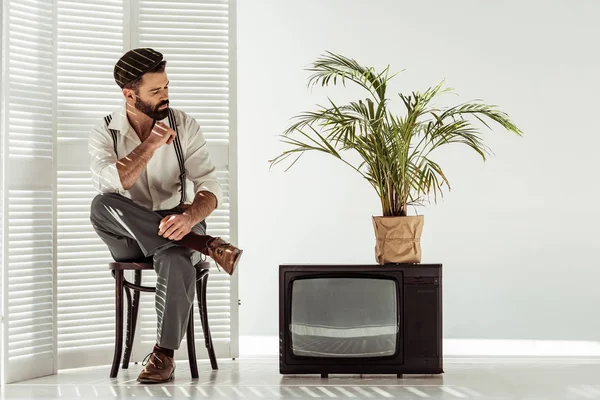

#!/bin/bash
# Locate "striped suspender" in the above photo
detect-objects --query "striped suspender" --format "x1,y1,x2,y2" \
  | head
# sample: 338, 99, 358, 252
103, 111, 187, 204
104, 115, 119, 158
168, 109, 187, 204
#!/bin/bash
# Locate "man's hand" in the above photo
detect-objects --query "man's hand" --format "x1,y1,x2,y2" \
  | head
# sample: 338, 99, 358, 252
147, 122, 177, 150
158, 213, 193, 241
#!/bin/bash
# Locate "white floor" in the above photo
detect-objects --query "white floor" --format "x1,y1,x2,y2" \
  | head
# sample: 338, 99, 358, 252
3, 356, 600, 399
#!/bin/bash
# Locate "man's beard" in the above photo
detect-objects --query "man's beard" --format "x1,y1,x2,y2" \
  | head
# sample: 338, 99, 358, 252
135, 97, 169, 120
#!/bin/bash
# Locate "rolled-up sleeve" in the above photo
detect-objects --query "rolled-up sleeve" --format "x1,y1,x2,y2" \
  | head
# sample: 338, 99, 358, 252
184, 116, 223, 207
89, 123, 125, 194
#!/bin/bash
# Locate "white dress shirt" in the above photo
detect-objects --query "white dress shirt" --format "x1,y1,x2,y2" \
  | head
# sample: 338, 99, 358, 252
89, 102, 223, 211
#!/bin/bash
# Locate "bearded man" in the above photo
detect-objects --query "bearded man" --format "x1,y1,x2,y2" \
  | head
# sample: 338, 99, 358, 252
88, 48, 242, 383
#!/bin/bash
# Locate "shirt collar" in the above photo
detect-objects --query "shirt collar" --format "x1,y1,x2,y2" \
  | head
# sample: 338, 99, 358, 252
109, 101, 170, 141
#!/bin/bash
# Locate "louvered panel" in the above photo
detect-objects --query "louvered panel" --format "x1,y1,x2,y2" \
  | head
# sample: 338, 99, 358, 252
6, 191, 54, 361
57, 0, 123, 142
7, 0, 54, 160
3, 0, 58, 383
138, 0, 230, 142
54, 0, 125, 370
133, 0, 236, 361
56, 170, 114, 353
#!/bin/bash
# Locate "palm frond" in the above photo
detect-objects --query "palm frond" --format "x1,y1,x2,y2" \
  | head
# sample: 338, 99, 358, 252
271, 52, 523, 216
306, 51, 397, 102
440, 103, 523, 136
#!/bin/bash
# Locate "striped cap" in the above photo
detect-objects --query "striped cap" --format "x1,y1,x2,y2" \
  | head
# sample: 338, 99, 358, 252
113, 48, 164, 88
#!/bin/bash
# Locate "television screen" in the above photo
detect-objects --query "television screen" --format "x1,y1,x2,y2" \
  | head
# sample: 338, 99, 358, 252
290, 277, 398, 358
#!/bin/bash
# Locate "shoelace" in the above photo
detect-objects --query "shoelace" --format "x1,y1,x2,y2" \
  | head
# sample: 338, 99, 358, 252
142, 352, 164, 370
201, 246, 221, 272
205, 241, 234, 273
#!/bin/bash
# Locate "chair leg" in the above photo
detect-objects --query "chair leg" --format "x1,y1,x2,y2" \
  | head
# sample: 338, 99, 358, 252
197, 273, 218, 370
110, 270, 124, 378
122, 271, 141, 368
130, 271, 142, 347
122, 286, 133, 369
186, 306, 199, 379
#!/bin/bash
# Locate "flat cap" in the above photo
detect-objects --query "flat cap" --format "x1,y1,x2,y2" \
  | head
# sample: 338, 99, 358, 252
114, 48, 164, 88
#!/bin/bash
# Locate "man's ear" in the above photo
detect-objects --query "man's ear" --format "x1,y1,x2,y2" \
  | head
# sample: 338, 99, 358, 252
123, 88, 136, 102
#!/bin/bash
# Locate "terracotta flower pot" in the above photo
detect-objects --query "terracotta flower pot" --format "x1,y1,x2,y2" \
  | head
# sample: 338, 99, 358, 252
372, 215, 424, 264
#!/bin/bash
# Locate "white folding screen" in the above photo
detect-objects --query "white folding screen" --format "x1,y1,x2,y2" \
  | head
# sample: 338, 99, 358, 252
1, 0, 238, 380
1, 0, 58, 384
55, 0, 125, 370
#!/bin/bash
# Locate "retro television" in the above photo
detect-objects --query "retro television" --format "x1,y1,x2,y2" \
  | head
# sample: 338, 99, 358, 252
279, 264, 443, 376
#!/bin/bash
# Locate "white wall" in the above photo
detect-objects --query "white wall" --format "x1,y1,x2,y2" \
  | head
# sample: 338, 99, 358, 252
237, 0, 600, 341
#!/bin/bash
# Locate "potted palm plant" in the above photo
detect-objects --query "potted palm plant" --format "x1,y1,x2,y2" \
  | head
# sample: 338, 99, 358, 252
270, 52, 522, 264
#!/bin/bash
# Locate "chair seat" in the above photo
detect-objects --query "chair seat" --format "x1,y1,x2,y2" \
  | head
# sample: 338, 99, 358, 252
109, 260, 210, 270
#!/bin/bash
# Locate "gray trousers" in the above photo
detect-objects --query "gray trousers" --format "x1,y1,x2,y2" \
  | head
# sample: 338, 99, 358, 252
90, 193, 207, 350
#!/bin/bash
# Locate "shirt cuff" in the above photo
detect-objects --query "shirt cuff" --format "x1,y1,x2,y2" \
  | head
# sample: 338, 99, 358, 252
97, 164, 125, 194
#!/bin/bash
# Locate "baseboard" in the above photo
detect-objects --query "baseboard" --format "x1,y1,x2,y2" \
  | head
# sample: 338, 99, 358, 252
444, 338, 600, 357
240, 336, 600, 358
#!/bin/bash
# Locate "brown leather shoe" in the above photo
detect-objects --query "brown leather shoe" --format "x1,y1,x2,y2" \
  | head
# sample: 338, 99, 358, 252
137, 352, 175, 384
207, 238, 243, 275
